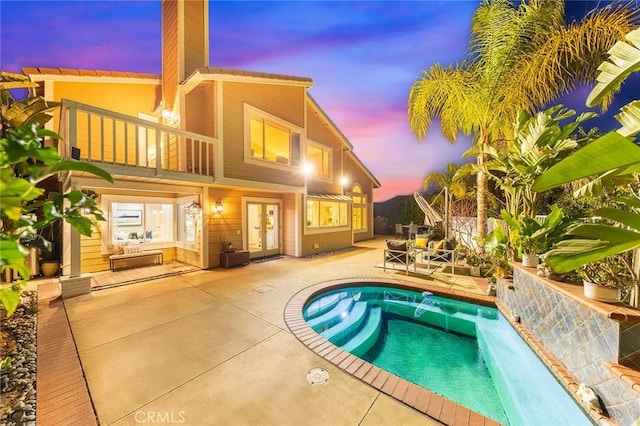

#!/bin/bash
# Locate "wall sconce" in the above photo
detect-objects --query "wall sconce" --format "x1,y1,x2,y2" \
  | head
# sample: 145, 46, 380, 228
214, 198, 224, 214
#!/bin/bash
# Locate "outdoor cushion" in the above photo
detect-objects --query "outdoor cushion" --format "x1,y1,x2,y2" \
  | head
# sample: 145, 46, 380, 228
415, 237, 428, 248
386, 240, 408, 252
433, 240, 445, 251
444, 238, 456, 251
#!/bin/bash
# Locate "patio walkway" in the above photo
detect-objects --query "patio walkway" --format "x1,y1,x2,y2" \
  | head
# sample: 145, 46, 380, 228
35, 237, 488, 425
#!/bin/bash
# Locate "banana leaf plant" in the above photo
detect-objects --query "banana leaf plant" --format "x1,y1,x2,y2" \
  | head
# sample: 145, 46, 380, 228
0, 72, 59, 138
457, 104, 594, 219
531, 28, 640, 276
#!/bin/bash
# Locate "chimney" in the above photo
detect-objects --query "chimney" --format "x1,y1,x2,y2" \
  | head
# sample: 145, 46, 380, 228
161, 0, 209, 110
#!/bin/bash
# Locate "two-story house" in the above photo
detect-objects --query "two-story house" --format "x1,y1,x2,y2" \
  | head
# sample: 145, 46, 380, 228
23, 0, 380, 277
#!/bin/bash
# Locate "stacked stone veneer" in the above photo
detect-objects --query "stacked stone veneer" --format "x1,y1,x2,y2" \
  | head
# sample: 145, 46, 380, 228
496, 266, 640, 425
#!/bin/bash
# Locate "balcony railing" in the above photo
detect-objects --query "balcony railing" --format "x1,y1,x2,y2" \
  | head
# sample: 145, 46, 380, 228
58, 99, 220, 179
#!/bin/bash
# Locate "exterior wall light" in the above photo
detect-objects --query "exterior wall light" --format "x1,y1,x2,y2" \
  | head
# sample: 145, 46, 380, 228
214, 198, 224, 214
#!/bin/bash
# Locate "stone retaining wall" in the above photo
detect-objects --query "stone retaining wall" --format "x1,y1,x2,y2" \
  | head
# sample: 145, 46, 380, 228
496, 265, 640, 425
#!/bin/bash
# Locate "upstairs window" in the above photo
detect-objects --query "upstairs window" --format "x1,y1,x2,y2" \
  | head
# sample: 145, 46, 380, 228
307, 142, 332, 180
247, 106, 301, 166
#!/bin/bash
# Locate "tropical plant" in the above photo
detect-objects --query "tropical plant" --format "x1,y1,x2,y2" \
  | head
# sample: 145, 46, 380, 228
463, 105, 595, 219
532, 28, 640, 274
579, 253, 636, 290
484, 218, 511, 277
408, 0, 638, 245
423, 162, 474, 237
501, 204, 569, 256
0, 72, 59, 138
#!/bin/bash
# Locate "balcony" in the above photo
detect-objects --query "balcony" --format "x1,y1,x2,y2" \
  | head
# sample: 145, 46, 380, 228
57, 99, 220, 183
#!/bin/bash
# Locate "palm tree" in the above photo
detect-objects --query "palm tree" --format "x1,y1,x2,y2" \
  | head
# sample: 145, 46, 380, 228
423, 162, 471, 237
407, 0, 639, 247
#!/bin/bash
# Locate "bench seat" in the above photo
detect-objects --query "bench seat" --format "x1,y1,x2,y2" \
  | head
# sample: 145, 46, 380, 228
109, 249, 163, 271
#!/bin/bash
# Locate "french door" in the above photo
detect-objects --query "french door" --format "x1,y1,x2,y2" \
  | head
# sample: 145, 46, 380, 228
246, 202, 280, 259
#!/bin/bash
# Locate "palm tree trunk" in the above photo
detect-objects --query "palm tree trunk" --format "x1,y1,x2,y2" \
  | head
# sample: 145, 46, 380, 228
476, 140, 488, 251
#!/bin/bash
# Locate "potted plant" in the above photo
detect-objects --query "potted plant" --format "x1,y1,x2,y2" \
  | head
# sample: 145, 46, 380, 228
40, 251, 59, 278
220, 237, 234, 253
502, 205, 569, 268
578, 254, 636, 303
466, 252, 482, 277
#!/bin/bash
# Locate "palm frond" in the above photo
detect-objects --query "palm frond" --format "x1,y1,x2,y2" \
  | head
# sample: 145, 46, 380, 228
407, 63, 478, 141
505, 3, 638, 112
587, 25, 640, 107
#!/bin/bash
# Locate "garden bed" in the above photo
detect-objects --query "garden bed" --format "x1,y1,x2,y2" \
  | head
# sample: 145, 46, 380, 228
0, 291, 37, 425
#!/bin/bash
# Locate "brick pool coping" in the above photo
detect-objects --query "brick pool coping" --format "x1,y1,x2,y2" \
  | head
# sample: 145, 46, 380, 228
284, 277, 611, 426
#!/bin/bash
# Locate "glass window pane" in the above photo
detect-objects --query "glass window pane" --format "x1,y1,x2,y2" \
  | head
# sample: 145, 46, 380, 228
250, 117, 264, 159
307, 200, 319, 228
265, 122, 289, 163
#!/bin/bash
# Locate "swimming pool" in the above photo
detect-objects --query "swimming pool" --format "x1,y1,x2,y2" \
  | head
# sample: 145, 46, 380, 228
301, 285, 591, 426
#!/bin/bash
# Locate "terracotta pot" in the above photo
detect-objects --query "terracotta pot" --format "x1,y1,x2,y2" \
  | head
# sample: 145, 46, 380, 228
583, 280, 621, 303
521, 253, 539, 268
41, 261, 59, 278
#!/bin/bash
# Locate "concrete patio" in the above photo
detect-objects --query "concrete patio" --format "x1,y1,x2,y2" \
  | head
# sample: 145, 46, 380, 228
37, 237, 487, 425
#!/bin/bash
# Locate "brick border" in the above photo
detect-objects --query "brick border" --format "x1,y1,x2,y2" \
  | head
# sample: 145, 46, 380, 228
36, 296, 97, 425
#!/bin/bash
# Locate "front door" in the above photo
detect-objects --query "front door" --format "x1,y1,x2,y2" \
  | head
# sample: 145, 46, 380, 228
246, 202, 280, 259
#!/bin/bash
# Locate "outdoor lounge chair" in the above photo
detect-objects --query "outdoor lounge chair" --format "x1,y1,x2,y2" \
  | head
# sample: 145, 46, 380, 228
418, 238, 457, 276
383, 240, 416, 275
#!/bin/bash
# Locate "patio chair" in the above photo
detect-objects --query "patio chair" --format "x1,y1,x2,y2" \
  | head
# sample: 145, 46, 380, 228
423, 238, 457, 276
408, 222, 418, 240
383, 240, 416, 275
394, 223, 404, 239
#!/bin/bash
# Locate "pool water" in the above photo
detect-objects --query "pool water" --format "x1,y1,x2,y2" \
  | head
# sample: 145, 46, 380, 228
303, 286, 591, 425
364, 315, 507, 423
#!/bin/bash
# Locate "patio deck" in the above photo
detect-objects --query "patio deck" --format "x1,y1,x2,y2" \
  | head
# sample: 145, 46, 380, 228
35, 237, 489, 425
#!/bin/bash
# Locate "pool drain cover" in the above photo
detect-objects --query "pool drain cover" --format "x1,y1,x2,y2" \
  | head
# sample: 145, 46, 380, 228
306, 368, 329, 386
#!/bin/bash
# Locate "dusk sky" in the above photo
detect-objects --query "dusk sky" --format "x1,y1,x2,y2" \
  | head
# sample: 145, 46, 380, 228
1, 1, 637, 202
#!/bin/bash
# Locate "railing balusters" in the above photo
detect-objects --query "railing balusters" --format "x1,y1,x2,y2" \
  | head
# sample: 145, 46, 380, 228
124, 121, 128, 165
87, 112, 92, 160
156, 129, 162, 174
59, 99, 218, 178
67, 106, 77, 160
112, 118, 116, 164
99, 116, 105, 162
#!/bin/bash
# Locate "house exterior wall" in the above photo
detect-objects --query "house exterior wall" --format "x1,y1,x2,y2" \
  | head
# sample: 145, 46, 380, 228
49, 80, 160, 129
221, 81, 306, 186
184, 82, 216, 137
306, 104, 344, 195
301, 227, 352, 256
282, 193, 298, 256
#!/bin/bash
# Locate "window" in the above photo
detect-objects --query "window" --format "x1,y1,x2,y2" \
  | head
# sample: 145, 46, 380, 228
248, 109, 301, 166
306, 199, 348, 229
111, 202, 174, 244
177, 203, 197, 244
351, 184, 367, 232
307, 142, 332, 179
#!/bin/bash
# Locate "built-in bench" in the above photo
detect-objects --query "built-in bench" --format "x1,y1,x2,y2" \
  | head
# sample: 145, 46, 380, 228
109, 250, 163, 271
